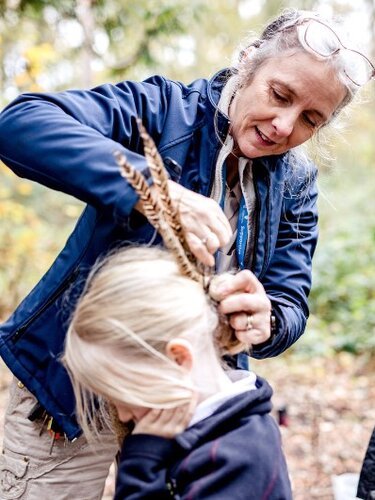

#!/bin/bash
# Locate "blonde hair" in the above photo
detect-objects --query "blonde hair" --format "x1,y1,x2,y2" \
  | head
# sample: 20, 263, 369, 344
63, 245, 243, 439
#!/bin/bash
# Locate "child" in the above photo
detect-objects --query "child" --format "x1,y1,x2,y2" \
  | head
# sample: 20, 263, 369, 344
63, 245, 292, 499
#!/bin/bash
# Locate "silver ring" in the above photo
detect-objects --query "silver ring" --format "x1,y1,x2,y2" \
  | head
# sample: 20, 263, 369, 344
201, 237, 209, 246
246, 314, 253, 331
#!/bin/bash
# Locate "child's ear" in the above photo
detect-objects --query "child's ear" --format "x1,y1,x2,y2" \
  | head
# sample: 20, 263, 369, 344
165, 338, 193, 371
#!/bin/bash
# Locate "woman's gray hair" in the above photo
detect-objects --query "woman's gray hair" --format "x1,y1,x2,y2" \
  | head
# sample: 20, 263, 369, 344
232, 8, 361, 118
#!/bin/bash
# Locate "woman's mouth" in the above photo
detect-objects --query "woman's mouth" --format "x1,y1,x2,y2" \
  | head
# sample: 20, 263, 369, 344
255, 127, 275, 146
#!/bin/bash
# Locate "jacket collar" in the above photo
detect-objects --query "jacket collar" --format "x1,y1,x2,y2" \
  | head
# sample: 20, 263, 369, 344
206, 68, 232, 142
175, 376, 273, 451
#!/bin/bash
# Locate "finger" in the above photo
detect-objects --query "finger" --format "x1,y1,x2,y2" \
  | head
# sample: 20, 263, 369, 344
235, 327, 271, 346
189, 391, 199, 413
185, 232, 215, 267
183, 211, 231, 249
228, 312, 249, 331
142, 408, 162, 424
219, 292, 270, 316
174, 188, 232, 247
213, 270, 263, 299
228, 270, 264, 294
176, 403, 195, 428
205, 210, 232, 247
181, 190, 232, 241
203, 232, 221, 254
172, 405, 191, 425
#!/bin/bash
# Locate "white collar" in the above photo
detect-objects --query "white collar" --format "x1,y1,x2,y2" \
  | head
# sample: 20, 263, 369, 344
217, 74, 240, 117
189, 370, 257, 427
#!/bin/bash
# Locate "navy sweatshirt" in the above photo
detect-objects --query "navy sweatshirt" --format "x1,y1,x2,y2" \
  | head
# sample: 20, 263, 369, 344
115, 376, 292, 499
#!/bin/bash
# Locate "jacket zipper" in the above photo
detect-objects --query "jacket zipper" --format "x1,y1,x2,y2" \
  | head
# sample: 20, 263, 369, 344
12, 267, 80, 343
251, 175, 261, 274
258, 171, 271, 279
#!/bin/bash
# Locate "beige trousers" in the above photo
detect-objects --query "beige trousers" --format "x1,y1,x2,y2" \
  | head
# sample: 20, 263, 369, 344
0, 379, 119, 500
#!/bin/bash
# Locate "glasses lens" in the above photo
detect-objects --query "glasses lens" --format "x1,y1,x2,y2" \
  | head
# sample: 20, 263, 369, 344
303, 20, 373, 85
341, 50, 373, 86
304, 20, 340, 57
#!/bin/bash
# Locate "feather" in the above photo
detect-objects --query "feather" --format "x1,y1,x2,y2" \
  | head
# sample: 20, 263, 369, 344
114, 150, 201, 283
114, 150, 162, 230
136, 118, 189, 250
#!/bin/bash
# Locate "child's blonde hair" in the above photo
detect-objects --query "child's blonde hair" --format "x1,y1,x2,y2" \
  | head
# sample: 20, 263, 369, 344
63, 245, 244, 439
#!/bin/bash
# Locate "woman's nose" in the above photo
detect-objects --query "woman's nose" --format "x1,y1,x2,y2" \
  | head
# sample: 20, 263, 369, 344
272, 111, 297, 138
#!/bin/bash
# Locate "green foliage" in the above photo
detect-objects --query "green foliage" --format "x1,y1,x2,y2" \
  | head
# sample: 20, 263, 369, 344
0, 0, 207, 97
0, 164, 81, 320
306, 226, 374, 355
294, 148, 375, 356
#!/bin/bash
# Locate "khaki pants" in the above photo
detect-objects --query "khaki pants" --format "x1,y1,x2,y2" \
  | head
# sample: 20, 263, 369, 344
0, 378, 118, 500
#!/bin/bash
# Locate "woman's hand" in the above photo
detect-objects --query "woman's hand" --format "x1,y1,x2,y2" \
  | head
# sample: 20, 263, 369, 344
132, 400, 196, 439
215, 270, 272, 347
136, 180, 232, 267
168, 181, 233, 267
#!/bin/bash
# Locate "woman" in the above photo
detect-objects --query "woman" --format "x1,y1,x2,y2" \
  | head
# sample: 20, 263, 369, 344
0, 7, 372, 499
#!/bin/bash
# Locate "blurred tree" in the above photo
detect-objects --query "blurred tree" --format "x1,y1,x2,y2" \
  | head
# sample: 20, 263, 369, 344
0, 0, 206, 97
0, 0, 373, 353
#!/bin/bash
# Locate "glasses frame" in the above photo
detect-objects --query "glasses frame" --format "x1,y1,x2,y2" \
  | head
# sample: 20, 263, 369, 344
284, 17, 375, 86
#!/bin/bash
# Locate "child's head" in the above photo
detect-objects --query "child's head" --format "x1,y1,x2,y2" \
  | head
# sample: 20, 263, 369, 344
63, 246, 243, 436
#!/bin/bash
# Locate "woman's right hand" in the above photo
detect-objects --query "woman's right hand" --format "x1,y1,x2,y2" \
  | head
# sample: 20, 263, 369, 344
135, 180, 232, 266
167, 180, 232, 266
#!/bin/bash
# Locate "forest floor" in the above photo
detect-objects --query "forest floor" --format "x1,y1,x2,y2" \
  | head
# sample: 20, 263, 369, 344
0, 352, 373, 499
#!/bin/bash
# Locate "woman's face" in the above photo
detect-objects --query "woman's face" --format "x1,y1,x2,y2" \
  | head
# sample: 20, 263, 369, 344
229, 51, 347, 158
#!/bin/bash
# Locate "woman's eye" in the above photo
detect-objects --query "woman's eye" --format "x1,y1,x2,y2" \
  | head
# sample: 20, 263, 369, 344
272, 89, 288, 103
303, 114, 317, 128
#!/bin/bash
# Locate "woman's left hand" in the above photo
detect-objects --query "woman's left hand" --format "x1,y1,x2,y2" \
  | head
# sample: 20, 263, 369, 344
216, 270, 272, 347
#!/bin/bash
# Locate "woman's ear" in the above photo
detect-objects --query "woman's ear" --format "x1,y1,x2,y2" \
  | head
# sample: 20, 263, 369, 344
165, 338, 193, 371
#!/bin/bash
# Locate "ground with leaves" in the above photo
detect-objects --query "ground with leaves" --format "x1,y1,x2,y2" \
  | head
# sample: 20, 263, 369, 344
0, 353, 373, 499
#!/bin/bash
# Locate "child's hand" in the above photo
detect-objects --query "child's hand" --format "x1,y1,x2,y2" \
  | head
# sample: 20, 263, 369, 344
132, 399, 196, 439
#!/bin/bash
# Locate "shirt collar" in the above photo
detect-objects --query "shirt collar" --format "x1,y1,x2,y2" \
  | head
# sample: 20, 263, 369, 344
189, 370, 257, 427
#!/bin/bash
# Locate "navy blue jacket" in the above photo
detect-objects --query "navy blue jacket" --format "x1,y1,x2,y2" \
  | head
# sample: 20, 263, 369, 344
115, 377, 292, 499
0, 70, 318, 439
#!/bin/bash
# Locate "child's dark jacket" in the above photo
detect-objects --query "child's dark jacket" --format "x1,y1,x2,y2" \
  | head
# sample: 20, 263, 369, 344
115, 377, 292, 499
357, 426, 375, 499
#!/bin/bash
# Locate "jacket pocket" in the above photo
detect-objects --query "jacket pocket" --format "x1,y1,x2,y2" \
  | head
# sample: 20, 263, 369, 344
12, 267, 80, 344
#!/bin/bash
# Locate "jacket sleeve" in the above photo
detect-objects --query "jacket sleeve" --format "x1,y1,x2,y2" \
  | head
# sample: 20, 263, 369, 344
0, 77, 170, 225
253, 166, 319, 358
114, 434, 177, 500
